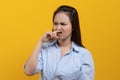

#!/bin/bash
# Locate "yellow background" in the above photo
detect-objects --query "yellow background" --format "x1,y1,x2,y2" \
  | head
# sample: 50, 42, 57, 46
0, 0, 120, 80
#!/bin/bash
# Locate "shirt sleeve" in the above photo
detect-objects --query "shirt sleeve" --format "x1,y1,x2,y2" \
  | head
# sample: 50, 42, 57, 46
79, 49, 95, 80
34, 50, 43, 74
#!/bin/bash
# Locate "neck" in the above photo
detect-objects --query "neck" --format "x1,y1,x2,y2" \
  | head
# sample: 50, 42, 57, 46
57, 39, 72, 48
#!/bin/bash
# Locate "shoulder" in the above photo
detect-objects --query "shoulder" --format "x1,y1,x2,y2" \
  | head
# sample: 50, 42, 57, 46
79, 47, 91, 55
78, 47, 94, 63
76, 46, 94, 65
74, 43, 92, 57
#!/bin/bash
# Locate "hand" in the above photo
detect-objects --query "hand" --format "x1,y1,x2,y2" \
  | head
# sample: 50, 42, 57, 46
41, 31, 60, 43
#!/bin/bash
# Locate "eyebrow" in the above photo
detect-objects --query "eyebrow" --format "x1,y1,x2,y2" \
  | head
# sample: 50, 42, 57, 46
54, 21, 67, 23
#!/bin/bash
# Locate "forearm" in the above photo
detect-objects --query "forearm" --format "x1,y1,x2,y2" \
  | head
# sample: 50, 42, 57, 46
24, 31, 58, 76
24, 39, 43, 76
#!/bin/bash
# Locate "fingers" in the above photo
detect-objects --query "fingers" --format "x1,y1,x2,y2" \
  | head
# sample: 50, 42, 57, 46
46, 31, 59, 41
42, 31, 60, 42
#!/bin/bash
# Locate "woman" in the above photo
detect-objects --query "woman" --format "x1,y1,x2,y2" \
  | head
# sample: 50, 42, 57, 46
24, 5, 94, 80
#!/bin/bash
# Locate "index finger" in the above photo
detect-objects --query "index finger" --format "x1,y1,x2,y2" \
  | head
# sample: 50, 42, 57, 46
53, 31, 61, 33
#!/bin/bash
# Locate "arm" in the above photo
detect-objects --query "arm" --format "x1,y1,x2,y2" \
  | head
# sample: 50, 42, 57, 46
24, 39, 43, 76
79, 50, 95, 80
24, 31, 59, 76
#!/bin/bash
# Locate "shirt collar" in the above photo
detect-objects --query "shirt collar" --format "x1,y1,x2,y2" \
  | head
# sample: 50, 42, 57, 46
48, 40, 80, 53
48, 40, 58, 46
71, 42, 79, 53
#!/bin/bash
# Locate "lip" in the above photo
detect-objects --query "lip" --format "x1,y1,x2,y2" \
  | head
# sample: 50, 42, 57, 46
57, 31, 63, 36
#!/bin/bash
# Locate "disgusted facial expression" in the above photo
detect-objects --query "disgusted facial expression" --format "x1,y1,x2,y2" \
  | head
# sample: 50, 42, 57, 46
53, 12, 72, 41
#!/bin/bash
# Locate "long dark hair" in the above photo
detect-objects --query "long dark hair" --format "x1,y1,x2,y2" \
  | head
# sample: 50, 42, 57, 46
53, 5, 84, 47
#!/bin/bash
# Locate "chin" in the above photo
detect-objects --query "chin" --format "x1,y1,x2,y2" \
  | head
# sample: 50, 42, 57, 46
57, 38, 62, 40
58, 38, 67, 42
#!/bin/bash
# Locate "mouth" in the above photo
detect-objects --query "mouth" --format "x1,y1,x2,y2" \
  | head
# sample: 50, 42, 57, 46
57, 31, 63, 36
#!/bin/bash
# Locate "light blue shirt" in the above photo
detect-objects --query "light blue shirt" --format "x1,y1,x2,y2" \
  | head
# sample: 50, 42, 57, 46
34, 41, 94, 80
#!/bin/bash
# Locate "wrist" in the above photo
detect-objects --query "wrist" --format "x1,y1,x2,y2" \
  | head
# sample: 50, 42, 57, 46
39, 38, 44, 45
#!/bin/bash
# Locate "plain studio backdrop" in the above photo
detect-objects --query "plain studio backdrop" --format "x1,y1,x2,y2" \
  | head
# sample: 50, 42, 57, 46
0, 0, 120, 80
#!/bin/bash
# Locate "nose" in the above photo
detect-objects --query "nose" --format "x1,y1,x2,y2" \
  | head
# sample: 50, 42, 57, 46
53, 23, 63, 31
56, 24, 62, 31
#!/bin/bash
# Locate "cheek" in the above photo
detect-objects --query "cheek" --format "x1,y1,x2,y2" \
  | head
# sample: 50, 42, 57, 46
66, 26, 72, 33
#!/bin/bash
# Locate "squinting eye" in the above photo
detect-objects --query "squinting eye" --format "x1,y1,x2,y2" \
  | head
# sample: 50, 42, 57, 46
60, 23, 66, 26
54, 22, 58, 26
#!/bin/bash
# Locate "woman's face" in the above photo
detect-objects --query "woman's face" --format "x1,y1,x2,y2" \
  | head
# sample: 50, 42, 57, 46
53, 12, 72, 41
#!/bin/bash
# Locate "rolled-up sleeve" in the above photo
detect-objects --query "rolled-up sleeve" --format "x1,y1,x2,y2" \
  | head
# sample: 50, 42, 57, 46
34, 50, 43, 74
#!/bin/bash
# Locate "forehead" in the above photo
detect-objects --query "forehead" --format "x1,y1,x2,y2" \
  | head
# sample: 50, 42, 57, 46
54, 12, 70, 22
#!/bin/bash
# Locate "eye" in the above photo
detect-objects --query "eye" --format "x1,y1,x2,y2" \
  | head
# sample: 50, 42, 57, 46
60, 23, 66, 26
54, 22, 58, 26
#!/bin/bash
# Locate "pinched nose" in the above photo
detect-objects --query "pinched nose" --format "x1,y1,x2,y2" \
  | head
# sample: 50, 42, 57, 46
56, 25, 62, 30
54, 26, 64, 33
